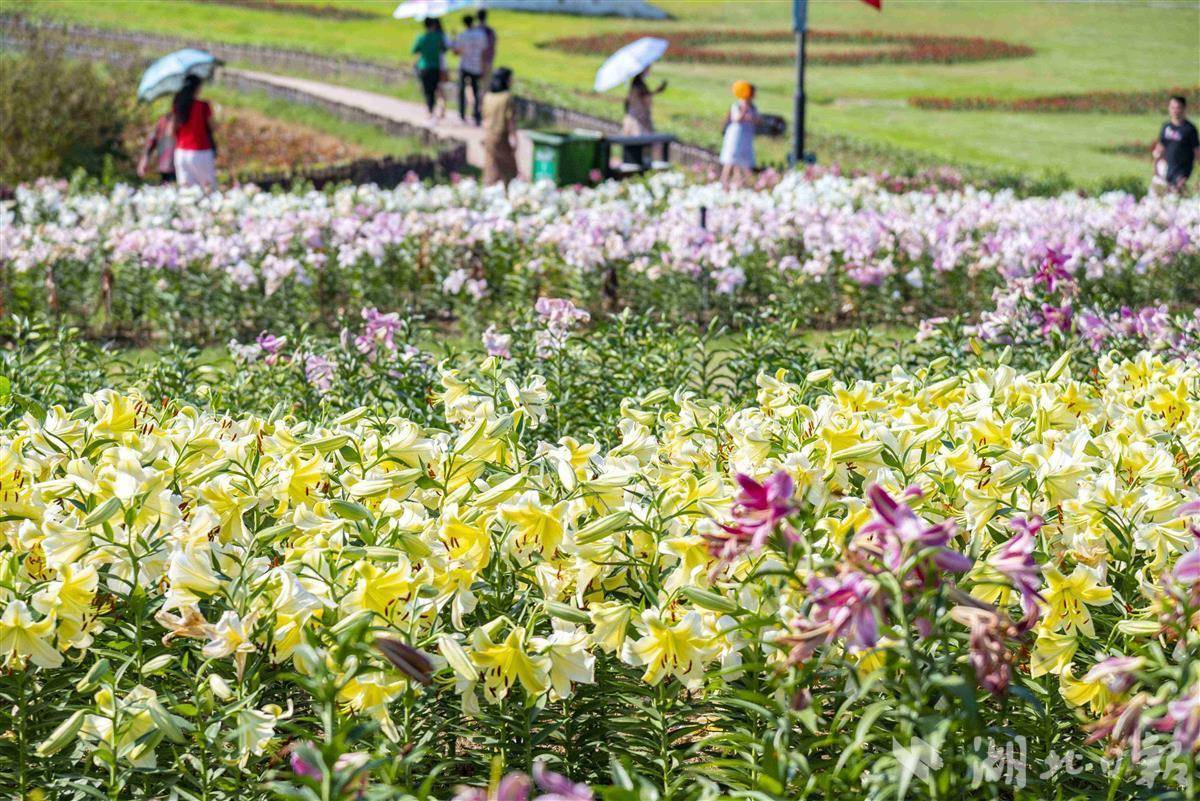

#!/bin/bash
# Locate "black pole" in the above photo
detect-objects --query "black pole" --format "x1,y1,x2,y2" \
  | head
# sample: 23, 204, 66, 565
792, 29, 807, 164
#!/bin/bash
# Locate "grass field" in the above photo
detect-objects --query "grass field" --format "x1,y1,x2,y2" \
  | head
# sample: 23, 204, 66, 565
19, 0, 1200, 184
206, 84, 437, 159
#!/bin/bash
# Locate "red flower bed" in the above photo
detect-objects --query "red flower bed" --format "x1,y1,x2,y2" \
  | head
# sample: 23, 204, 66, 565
215, 107, 366, 173
910, 87, 1198, 114
542, 29, 1034, 67
193, 0, 376, 21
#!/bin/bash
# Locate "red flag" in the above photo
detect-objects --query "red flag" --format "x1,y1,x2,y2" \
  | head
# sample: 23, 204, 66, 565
861, 0, 882, 8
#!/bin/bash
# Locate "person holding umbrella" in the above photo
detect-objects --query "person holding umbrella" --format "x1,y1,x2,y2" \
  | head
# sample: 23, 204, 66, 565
622, 67, 666, 137
137, 49, 220, 189
171, 75, 218, 190
593, 37, 669, 142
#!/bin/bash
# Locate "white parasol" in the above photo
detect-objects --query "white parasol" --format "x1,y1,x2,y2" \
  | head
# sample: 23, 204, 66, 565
593, 37, 667, 93
393, 0, 474, 20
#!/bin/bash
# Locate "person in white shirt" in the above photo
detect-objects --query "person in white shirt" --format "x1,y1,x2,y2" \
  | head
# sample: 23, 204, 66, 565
452, 15, 489, 125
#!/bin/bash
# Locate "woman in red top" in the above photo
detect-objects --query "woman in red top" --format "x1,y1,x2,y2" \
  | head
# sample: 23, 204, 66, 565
172, 75, 218, 190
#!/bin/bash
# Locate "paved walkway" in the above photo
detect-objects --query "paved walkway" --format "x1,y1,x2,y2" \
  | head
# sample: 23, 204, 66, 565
228, 68, 494, 170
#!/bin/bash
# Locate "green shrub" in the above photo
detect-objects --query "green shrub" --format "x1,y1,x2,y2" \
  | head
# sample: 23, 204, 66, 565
0, 38, 142, 185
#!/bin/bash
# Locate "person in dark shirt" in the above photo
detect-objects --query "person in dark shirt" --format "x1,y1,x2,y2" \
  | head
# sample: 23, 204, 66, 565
1153, 95, 1200, 191
412, 17, 447, 120
477, 9, 496, 98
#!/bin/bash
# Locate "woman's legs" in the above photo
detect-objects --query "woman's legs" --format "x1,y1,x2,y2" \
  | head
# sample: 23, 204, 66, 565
458, 70, 468, 121
435, 71, 448, 119
467, 72, 481, 124
419, 68, 439, 115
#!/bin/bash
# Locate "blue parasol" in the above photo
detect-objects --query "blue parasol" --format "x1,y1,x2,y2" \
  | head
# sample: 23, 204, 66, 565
137, 49, 221, 103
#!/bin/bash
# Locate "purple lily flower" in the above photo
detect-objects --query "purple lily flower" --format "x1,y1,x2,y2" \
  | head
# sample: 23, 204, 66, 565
1169, 503, 1200, 596
303, 353, 335, 394
1082, 656, 1144, 695
1178, 499, 1200, 520
950, 605, 1017, 695
256, 331, 287, 365
1174, 549, 1200, 586
855, 484, 972, 576
1086, 694, 1149, 762
706, 471, 795, 563
732, 471, 794, 545
453, 772, 532, 801
808, 571, 881, 652
289, 745, 323, 781
1033, 249, 1073, 294
1152, 689, 1200, 755
1038, 303, 1073, 335
532, 762, 593, 801
482, 325, 512, 359
497, 773, 532, 801
989, 516, 1045, 631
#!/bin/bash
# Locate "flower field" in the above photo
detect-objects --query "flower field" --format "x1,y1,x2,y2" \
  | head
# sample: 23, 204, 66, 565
2, 172, 1199, 801
3, 173, 1198, 343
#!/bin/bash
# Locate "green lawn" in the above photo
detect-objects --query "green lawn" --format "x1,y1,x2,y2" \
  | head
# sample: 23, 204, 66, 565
20, 0, 1200, 184
204, 83, 438, 158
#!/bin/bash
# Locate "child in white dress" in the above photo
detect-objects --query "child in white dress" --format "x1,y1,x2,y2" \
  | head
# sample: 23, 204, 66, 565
720, 81, 758, 189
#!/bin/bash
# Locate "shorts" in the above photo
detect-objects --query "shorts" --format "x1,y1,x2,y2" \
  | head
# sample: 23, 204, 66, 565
1166, 164, 1193, 184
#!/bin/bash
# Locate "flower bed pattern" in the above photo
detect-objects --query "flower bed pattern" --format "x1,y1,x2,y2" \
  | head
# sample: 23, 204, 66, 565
193, 0, 376, 21
910, 86, 1198, 114
213, 107, 367, 173
542, 29, 1034, 66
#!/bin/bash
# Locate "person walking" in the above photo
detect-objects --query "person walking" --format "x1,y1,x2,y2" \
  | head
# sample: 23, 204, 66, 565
481, 67, 518, 186
171, 75, 217, 190
137, 111, 176, 184
478, 9, 496, 100
720, 81, 759, 189
1153, 95, 1199, 192
412, 16, 447, 121
433, 18, 451, 119
452, 14, 488, 125
621, 67, 666, 136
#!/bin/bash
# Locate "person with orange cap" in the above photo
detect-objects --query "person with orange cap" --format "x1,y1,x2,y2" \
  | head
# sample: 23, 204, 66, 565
720, 81, 759, 189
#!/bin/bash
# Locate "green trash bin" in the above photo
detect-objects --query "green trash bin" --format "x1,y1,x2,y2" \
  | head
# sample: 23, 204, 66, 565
528, 130, 604, 185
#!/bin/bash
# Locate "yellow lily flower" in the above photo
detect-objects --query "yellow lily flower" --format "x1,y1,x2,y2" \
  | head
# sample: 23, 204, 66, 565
1030, 630, 1078, 678
621, 608, 717, 688
0, 600, 62, 668
1041, 565, 1113, 636
469, 621, 550, 703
